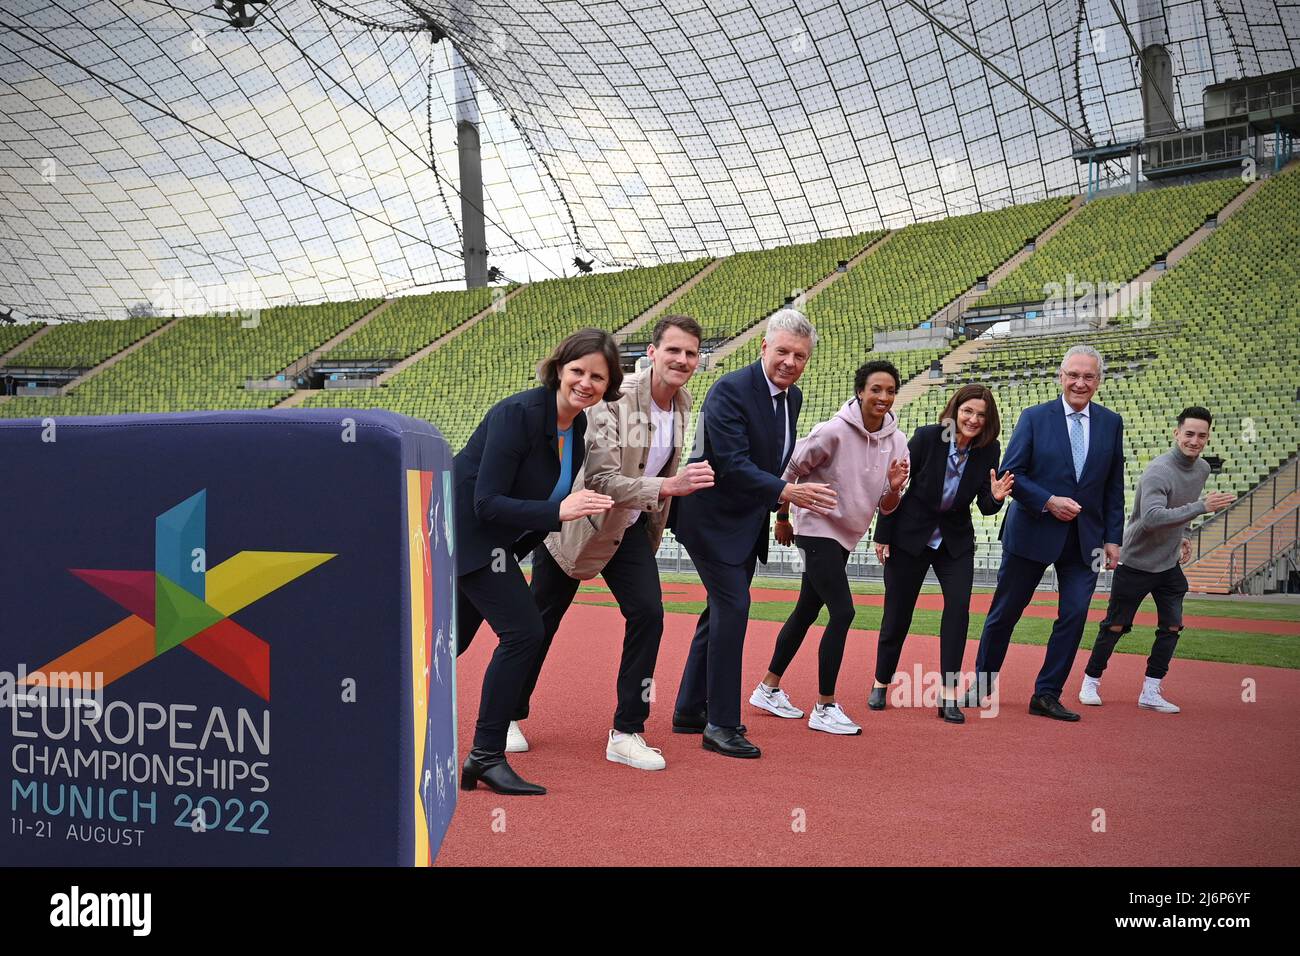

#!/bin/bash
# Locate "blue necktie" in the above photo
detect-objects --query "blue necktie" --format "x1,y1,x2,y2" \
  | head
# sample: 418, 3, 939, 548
1069, 412, 1086, 480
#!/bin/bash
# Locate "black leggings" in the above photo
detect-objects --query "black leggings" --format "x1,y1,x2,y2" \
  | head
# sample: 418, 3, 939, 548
766, 535, 854, 697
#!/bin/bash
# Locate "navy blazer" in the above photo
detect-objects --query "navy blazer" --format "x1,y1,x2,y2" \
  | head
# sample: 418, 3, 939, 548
670, 361, 800, 565
453, 386, 587, 576
873, 424, 1003, 559
999, 398, 1125, 565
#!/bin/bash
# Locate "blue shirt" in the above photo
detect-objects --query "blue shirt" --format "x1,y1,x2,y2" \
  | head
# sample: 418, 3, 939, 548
927, 438, 970, 550
548, 426, 574, 503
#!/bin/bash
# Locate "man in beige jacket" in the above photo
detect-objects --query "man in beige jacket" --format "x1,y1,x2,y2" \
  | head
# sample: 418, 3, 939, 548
514, 315, 716, 770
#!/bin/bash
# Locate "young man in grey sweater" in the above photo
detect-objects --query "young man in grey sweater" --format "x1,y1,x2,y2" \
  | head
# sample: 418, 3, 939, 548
1079, 407, 1235, 712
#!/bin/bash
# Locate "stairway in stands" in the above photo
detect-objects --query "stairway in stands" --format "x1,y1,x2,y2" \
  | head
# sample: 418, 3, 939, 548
1184, 451, 1300, 593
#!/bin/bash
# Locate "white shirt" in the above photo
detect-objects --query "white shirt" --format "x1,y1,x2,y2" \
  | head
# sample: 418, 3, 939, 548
762, 368, 792, 463
1061, 395, 1091, 462
626, 398, 674, 529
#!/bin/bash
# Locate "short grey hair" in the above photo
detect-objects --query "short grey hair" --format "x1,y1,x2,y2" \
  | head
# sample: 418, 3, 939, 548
1059, 344, 1105, 379
765, 308, 817, 348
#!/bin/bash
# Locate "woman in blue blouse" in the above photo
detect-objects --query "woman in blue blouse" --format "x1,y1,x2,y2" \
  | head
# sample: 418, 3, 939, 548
454, 328, 620, 795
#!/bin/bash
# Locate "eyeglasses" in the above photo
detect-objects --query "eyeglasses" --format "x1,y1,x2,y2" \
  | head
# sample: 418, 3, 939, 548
1062, 371, 1099, 383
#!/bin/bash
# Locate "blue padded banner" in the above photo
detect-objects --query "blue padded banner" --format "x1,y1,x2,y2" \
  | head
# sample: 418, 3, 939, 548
0, 408, 457, 866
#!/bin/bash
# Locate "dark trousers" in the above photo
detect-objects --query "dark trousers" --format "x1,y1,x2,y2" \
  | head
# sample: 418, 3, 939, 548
674, 549, 759, 729
875, 543, 975, 689
456, 559, 546, 753
766, 535, 853, 697
521, 522, 665, 733
975, 524, 1099, 697
1086, 562, 1188, 680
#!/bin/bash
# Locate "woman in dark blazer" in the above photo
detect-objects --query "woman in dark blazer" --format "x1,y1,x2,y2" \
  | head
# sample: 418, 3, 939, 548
454, 328, 620, 795
871, 384, 1014, 723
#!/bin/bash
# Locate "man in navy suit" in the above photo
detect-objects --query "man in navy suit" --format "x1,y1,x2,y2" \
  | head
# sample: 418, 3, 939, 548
970, 345, 1125, 721
670, 310, 836, 758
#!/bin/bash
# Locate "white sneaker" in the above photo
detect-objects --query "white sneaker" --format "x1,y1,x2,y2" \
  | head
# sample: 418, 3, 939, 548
506, 720, 529, 753
1079, 675, 1103, 706
808, 702, 862, 735
605, 730, 666, 771
749, 682, 805, 718
1139, 679, 1180, 714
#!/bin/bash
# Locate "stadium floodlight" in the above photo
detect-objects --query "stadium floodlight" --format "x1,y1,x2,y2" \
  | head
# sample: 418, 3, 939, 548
573, 257, 593, 274
417, 12, 448, 44
214, 1, 269, 29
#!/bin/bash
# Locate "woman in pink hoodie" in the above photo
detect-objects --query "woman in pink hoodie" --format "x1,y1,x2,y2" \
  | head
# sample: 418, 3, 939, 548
749, 360, 910, 735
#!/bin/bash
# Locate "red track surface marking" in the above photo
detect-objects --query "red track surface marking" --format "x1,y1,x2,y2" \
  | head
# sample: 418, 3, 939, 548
437, 603, 1300, 866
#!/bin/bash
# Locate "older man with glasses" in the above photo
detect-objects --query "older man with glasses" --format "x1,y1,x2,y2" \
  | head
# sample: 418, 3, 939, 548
967, 345, 1126, 721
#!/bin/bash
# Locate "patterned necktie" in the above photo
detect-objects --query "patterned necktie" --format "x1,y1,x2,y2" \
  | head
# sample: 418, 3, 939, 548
1069, 411, 1086, 480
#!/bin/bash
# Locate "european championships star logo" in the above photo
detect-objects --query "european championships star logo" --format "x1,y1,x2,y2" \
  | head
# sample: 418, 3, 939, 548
24, 490, 334, 701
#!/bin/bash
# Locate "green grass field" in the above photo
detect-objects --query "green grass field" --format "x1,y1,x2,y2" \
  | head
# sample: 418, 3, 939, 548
574, 574, 1300, 669
657, 574, 1300, 619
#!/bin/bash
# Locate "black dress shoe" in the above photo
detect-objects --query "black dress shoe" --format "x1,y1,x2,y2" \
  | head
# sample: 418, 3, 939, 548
701, 724, 761, 758
867, 686, 887, 711
672, 708, 745, 735
461, 749, 546, 795
961, 677, 996, 709
1029, 693, 1080, 722
672, 709, 706, 734
937, 699, 965, 723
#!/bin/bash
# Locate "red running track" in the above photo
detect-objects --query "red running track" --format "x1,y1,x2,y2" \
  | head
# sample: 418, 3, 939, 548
436, 603, 1300, 867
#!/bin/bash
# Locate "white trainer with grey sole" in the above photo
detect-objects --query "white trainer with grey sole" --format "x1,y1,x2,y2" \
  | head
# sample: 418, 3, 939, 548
808, 702, 862, 735
749, 682, 805, 718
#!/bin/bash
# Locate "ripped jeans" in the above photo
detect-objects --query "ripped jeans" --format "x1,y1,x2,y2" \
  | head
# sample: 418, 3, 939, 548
1085, 562, 1189, 680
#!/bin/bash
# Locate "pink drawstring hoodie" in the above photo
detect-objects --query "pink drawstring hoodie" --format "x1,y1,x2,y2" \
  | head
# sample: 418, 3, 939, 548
783, 400, 909, 552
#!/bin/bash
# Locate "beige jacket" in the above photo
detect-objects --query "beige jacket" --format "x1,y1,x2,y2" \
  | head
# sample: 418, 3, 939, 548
544, 368, 692, 579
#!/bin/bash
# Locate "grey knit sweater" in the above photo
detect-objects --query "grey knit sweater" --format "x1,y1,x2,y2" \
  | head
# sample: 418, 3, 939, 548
1120, 446, 1212, 572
